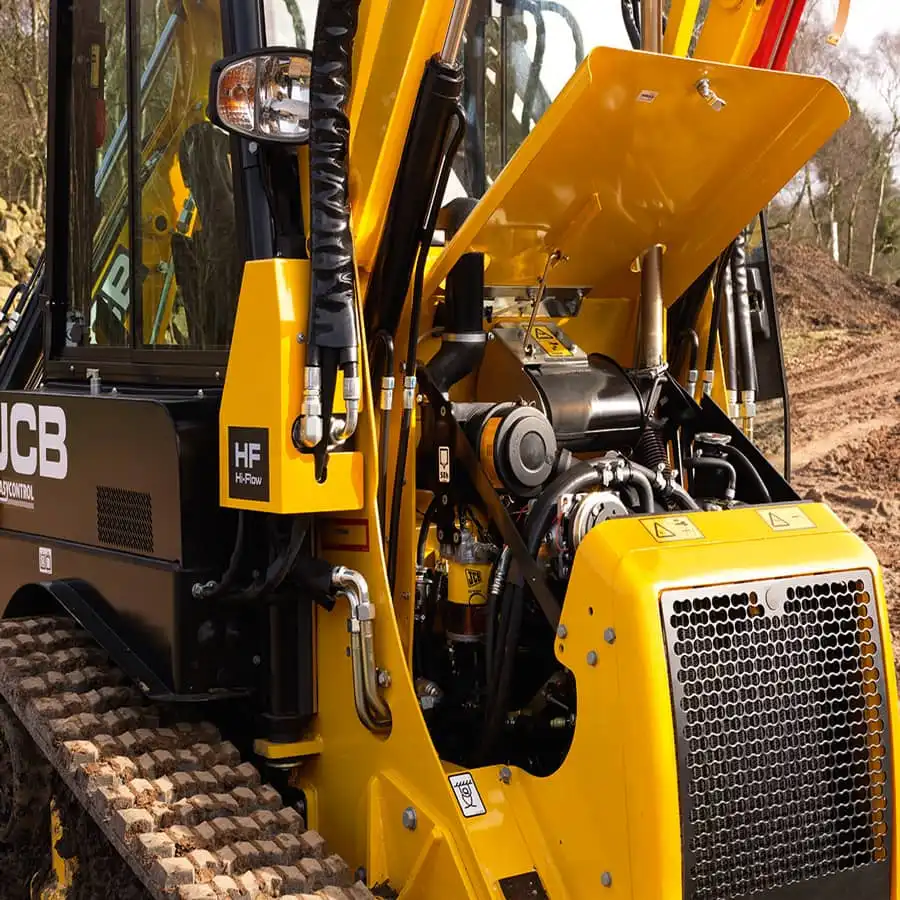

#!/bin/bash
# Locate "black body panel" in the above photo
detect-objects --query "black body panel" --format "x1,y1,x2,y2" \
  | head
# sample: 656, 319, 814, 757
0, 388, 252, 695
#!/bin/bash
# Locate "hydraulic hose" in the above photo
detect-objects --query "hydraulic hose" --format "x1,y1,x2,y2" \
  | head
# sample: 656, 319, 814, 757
688, 455, 737, 501
622, 0, 641, 48
679, 328, 700, 398
299, 0, 363, 463
417, 497, 440, 566
517, 0, 546, 140
365, 57, 466, 339
759, 209, 792, 477
387, 110, 467, 592
723, 444, 772, 503
191, 511, 247, 600
732, 232, 757, 395
369, 330, 395, 529
542, 1, 585, 63
702, 243, 735, 396
721, 262, 739, 411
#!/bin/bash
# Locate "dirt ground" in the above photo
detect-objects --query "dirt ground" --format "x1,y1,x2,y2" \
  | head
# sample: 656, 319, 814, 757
773, 243, 900, 653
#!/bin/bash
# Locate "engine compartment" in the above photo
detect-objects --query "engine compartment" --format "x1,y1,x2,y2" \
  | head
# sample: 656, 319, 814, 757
405, 239, 794, 775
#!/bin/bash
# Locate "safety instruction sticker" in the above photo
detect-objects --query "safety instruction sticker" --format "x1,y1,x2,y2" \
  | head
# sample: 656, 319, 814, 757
758, 506, 816, 532
643, 516, 704, 543
449, 772, 487, 818
531, 325, 572, 358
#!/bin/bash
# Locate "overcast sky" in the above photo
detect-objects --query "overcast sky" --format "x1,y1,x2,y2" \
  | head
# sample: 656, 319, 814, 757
819, 0, 900, 49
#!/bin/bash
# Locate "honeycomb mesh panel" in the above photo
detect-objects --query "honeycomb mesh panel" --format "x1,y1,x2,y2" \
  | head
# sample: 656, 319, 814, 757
96, 486, 154, 554
661, 570, 891, 900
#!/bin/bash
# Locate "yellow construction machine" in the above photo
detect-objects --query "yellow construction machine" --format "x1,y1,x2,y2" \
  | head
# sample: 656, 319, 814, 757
0, 0, 891, 898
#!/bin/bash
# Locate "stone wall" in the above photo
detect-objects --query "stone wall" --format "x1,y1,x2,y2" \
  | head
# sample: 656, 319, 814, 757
0, 198, 44, 299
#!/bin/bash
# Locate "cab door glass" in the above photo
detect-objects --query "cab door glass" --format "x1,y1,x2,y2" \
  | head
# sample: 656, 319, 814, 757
68, 0, 131, 347
264, 0, 317, 48
137, 0, 239, 349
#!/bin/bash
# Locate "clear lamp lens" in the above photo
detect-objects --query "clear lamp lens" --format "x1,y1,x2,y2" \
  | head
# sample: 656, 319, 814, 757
216, 53, 311, 144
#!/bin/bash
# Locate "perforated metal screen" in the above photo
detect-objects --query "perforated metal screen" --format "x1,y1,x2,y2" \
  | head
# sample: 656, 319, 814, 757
661, 571, 892, 900
96, 485, 154, 555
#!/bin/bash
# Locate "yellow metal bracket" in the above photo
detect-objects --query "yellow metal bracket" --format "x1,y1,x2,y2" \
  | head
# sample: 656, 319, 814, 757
254, 735, 324, 761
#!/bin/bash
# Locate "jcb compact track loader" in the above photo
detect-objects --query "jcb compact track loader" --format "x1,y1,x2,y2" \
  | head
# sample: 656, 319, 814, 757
0, 0, 891, 898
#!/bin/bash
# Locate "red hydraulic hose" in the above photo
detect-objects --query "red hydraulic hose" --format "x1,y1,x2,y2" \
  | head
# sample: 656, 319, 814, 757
750, 0, 792, 69
750, 0, 809, 71
771, 0, 809, 70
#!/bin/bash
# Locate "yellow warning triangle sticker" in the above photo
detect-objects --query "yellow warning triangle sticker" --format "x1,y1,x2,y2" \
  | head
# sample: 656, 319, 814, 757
642, 516, 704, 542
757, 506, 815, 532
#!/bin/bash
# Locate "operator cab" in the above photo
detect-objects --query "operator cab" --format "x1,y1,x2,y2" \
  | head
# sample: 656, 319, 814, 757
39, 0, 314, 388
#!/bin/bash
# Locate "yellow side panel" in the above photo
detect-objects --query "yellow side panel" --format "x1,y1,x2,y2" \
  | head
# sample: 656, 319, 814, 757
424, 46, 849, 307
219, 259, 364, 513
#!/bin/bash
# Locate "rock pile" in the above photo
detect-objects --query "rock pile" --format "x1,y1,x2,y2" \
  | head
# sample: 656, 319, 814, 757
0, 197, 44, 298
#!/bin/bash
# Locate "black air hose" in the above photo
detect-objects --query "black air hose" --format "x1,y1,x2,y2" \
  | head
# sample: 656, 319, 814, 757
427, 199, 485, 393
635, 425, 668, 471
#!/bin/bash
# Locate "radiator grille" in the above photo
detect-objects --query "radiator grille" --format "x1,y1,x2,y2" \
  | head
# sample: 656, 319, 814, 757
662, 571, 891, 900
96, 486, 154, 555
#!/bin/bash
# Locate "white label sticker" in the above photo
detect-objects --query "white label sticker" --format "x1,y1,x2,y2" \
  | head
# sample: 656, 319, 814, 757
38, 546, 52, 576
637, 89, 659, 103
438, 446, 451, 484
449, 772, 487, 818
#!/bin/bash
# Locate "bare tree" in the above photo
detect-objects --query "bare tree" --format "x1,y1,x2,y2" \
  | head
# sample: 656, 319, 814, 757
864, 33, 900, 275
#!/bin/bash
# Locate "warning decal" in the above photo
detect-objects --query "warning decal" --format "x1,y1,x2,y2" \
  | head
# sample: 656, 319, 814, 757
642, 516, 704, 543
758, 506, 816, 532
531, 325, 572, 357
449, 772, 487, 818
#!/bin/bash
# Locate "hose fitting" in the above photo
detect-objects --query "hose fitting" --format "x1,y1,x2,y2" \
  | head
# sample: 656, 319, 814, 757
299, 365, 323, 448
331, 566, 391, 733
402, 375, 417, 410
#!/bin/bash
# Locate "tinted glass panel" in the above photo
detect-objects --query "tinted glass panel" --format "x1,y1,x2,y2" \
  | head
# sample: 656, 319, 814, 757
137, 0, 239, 348
68, 0, 130, 346
67, 0, 240, 351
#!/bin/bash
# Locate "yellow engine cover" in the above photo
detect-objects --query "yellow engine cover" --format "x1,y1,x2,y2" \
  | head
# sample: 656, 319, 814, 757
436, 502, 900, 898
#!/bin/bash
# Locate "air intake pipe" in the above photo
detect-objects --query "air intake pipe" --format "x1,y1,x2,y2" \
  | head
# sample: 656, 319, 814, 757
426, 198, 486, 393
297, 0, 363, 472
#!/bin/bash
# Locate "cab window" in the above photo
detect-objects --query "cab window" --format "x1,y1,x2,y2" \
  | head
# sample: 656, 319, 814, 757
67, 0, 240, 350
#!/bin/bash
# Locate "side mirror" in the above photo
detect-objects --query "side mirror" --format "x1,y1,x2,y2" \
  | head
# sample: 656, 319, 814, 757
208, 48, 311, 145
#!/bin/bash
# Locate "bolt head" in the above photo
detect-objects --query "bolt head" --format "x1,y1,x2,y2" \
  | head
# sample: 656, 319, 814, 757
499, 766, 512, 784
252, 655, 261, 666
402, 806, 417, 831
377, 668, 392, 688
601, 871, 612, 887
297, 332, 306, 343
586, 650, 598, 666
556, 624, 568, 639
604, 627, 616, 645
